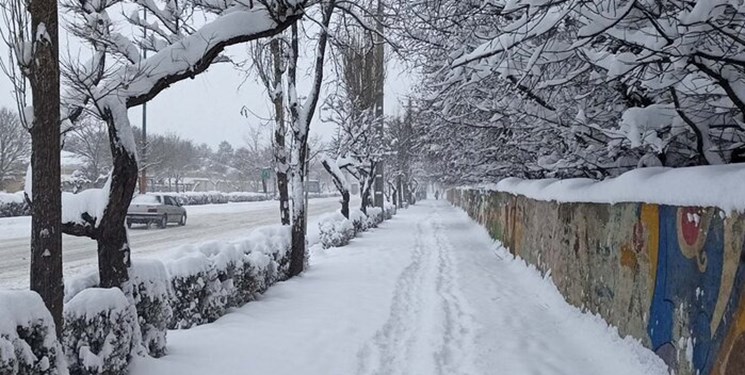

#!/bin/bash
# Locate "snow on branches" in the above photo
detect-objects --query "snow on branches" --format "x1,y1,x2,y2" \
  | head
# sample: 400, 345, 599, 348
396, 0, 745, 183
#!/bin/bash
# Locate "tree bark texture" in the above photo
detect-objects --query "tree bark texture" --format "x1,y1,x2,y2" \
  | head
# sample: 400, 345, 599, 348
28, 0, 63, 335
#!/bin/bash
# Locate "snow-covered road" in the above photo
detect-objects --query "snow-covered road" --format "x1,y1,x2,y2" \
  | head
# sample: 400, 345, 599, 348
0, 197, 345, 289
131, 200, 669, 375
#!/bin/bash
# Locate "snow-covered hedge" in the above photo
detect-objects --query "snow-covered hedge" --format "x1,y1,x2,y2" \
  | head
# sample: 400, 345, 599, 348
164, 225, 291, 329
384, 203, 396, 220
164, 191, 268, 206
0, 291, 67, 375
164, 191, 339, 206
318, 212, 355, 249
129, 260, 172, 357
166, 251, 226, 329
350, 210, 369, 233
64, 261, 172, 359
0, 192, 29, 218
63, 288, 142, 375
366, 207, 384, 228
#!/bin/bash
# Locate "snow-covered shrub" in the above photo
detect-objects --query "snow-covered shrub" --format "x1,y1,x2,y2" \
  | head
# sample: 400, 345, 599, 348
165, 250, 226, 329
63, 288, 142, 375
0, 291, 67, 375
194, 241, 247, 307
0, 192, 30, 218
384, 203, 396, 219
129, 260, 172, 358
366, 207, 384, 228
241, 252, 270, 296
350, 209, 369, 233
241, 226, 292, 283
225, 192, 270, 203
318, 212, 355, 249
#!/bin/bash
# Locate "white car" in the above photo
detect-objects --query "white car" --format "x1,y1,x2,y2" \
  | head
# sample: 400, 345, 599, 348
126, 194, 187, 229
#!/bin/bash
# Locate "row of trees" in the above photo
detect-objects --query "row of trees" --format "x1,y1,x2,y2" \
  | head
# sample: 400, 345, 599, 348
64, 118, 277, 193
0, 107, 29, 190
391, 0, 745, 184
0, 0, 375, 332
2, 0, 402, 329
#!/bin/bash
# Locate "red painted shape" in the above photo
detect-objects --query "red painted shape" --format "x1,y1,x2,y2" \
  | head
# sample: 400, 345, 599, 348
680, 207, 699, 246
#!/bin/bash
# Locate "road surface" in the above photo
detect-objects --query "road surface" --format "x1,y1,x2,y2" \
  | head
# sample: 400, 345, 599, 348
0, 197, 347, 289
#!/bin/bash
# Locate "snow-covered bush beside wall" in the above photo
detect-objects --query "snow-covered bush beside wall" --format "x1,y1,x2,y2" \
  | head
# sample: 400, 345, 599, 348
63, 288, 142, 375
0, 192, 29, 218
129, 260, 172, 357
0, 291, 67, 375
318, 212, 355, 249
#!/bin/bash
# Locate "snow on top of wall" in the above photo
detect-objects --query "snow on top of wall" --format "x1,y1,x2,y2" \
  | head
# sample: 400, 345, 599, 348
478, 164, 745, 213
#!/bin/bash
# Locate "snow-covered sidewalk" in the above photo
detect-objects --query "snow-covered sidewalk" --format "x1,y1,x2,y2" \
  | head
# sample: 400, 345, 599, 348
131, 200, 668, 375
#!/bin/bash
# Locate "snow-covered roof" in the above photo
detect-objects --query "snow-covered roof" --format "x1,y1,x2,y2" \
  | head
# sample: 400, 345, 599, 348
471, 164, 745, 213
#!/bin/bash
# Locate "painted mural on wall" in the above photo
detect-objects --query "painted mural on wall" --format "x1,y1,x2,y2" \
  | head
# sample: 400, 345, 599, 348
448, 189, 745, 375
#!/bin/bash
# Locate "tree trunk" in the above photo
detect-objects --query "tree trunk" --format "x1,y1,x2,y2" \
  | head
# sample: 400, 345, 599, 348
28, 0, 63, 335
289, 139, 307, 277
96, 113, 137, 288
271, 38, 290, 226
321, 157, 350, 219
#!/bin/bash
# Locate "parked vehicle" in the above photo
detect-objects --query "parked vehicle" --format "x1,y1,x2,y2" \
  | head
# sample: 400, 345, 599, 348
126, 194, 187, 229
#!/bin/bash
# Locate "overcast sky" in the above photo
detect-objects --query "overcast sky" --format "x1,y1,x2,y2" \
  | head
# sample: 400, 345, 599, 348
0, 11, 415, 150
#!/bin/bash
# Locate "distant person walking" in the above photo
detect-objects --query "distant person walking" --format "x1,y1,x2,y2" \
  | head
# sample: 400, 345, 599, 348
435, 190, 440, 200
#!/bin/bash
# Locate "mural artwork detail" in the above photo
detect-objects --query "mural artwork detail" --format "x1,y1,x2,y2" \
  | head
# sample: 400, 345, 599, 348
448, 190, 745, 375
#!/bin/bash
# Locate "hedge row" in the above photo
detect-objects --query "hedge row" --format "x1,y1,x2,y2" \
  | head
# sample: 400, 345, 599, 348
0, 204, 397, 375
0, 192, 29, 218
317, 204, 395, 249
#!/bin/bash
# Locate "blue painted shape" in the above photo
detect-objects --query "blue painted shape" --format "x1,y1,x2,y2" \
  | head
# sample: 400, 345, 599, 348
647, 205, 724, 373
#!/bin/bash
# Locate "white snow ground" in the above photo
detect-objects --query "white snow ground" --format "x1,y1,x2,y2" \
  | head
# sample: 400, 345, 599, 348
0, 197, 346, 289
131, 200, 669, 375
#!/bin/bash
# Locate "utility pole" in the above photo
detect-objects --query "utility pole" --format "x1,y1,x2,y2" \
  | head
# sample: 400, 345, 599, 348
373, 0, 385, 210
139, 11, 148, 194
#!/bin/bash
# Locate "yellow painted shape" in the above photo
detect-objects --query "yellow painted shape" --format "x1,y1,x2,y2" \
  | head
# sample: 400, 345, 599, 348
712, 217, 745, 337
713, 297, 745, 375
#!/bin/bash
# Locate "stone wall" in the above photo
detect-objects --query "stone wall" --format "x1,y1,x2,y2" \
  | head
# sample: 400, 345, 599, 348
449, 189, 745, 375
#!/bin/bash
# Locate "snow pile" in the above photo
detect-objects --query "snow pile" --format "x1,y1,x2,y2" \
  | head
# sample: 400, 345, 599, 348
63, 288, 142, 375
129, 260, 172, 358
0, 291, 67, 375
0, 192, 29, 218
318, 211, 355, 249
482, 164, 745, 213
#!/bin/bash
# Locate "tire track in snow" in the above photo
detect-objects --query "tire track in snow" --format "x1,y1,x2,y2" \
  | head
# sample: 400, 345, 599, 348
355, 208, 477, 375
